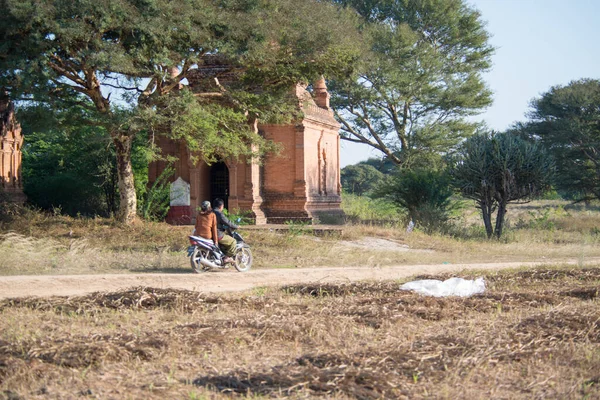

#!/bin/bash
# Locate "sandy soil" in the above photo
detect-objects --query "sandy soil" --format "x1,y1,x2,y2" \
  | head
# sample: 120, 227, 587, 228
1, 258, 596, 299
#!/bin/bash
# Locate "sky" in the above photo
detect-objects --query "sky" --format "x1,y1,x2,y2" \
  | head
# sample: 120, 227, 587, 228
340, 0, 600, 167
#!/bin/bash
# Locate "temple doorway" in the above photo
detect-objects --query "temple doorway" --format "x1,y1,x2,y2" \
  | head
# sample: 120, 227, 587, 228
209, 162, 229, 209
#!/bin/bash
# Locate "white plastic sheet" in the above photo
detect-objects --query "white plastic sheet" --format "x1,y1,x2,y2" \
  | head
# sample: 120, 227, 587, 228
400, 277, 486, 297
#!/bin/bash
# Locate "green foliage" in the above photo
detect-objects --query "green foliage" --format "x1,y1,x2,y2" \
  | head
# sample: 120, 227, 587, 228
284, 220, 312, 237
449, 131, 554, 239
155, 90, 281, 165
223, 208, 253, 226
341, 192, 404, 224
138, 166, 173, 222
236, 0, 364, 90
130, 133, 158, 210
358, 157, 398, 174
516, 208, 556, 231
0, 0, 363, 223
378, 169, 457, 233
19, 106, 118, 216
341, 163, 386, 196
329, 0, 493, 167
19, 104, 156, 217
516, 78, 600, 202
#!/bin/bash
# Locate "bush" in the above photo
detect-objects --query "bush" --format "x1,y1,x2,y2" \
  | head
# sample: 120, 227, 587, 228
138, 166, 173, 222
378, 169, 457, 233
341, 192, 404, 224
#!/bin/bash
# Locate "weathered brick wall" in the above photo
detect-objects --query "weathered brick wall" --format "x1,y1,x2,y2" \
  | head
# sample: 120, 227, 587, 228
261, 124, 298, 196
0, 98, 25, 202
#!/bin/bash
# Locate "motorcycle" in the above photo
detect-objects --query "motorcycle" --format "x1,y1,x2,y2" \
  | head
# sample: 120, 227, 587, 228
187, 229, 253, 273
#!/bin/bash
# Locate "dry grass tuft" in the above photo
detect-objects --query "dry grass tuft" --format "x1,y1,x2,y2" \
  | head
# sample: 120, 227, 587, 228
0, 287, 222, 314
0, 231, 186, 275
12, 333, 166, 368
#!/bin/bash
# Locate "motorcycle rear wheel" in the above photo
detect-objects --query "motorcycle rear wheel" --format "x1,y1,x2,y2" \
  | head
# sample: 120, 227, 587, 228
233, 246, 253, 272
190, 247, 211, 273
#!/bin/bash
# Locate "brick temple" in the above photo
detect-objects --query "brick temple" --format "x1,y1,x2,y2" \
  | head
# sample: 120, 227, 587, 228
149, 61, 344, 225
0, 96, 25, 203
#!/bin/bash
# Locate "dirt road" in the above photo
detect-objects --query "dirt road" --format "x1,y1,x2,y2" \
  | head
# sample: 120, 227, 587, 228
1, 259, 596, 299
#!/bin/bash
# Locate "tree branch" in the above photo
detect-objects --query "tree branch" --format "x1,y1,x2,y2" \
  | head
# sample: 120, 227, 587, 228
48, 59, 87, 88
49, 77, 88, 96
102, 82, 143, 92
337, 108, 402, 165
193, 92, 224, 98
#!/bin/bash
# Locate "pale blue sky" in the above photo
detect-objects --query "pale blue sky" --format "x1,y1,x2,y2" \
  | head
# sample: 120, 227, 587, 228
340, 0, 600, 167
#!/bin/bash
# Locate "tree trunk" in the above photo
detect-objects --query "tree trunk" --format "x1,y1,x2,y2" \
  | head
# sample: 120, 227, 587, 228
480, 201, 493, 239
494, 201, 507, 239
113, 133, 137, 224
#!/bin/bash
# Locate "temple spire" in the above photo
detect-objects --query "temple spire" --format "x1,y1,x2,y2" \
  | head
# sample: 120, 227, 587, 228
313, 76, 330, 110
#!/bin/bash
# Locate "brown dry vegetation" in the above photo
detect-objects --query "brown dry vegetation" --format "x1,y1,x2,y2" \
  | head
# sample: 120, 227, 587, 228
1, 201, 600, 276
1, 201, 599, 399
1, 266, 599, 399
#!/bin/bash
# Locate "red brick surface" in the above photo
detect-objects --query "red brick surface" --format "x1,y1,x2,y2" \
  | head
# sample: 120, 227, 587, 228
166, 205, 193, 225
150, 80, 344, 225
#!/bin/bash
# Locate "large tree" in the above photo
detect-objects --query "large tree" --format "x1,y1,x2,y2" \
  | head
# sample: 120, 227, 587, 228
517, 79, 600, 201
449, 131, 554, 239
341, 163, 385, 196
20, 104, 119, 216
330, 0, 493, 168
0, 0, 361, 223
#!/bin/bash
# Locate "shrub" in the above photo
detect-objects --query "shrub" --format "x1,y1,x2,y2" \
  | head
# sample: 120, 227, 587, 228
341, 192, 403, 224
378, 169, 456, 233
138, 166, 173, 222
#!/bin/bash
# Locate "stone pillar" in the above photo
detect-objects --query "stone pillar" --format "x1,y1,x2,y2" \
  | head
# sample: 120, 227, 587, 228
242, 159, 266, 224
11, 143, 16, 188
188, 165, 200, 217
293, 126, 307, 199
227, 162, 239, 209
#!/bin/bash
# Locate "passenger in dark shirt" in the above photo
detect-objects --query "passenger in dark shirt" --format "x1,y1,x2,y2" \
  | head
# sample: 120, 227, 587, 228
212, 198, 238, 263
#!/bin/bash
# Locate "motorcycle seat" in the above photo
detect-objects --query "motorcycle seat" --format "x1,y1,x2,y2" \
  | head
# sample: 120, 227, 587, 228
189, 235, 215, 245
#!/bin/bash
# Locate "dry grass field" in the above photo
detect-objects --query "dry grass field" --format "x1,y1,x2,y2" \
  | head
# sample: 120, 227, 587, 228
1, 200, 600, 276
0, 200, 599, 399
0, 266, 599, 399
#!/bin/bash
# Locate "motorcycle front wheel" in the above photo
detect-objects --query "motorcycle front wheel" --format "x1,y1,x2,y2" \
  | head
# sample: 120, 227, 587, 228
233, 246, 253, 272
190, 247, 211, 273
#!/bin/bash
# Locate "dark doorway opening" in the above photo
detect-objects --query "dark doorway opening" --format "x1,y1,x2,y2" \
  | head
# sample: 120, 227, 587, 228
210, 162, 229, 209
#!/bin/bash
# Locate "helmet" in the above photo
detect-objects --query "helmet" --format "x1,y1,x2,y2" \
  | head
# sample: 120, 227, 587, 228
200, 200, 211, 211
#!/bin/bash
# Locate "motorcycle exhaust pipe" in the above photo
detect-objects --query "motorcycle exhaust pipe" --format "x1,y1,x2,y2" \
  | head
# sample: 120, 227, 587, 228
199, 257, 220, 269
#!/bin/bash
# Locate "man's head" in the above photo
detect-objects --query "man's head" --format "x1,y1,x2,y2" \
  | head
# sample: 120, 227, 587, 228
213, 198, 225, 211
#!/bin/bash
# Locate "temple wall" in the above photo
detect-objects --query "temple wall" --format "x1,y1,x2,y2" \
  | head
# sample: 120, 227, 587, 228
261, 124, 297, 196
301, 123, 340, 198
304, 127, 320, 196
0, 99, 25, 202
